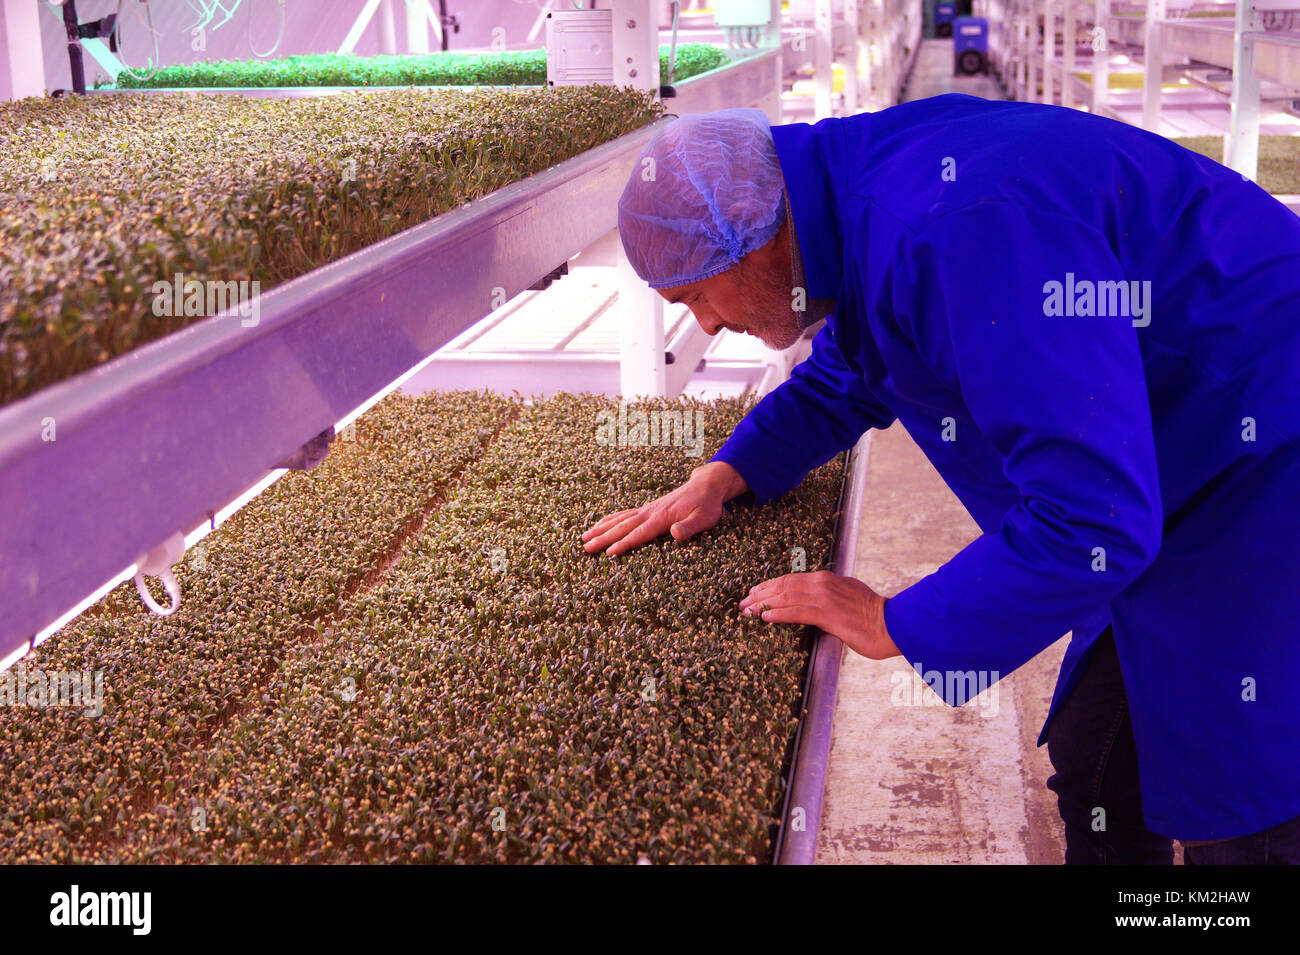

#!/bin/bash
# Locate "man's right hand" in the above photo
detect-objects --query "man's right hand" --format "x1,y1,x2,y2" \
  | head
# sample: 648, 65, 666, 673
581, 461, 749, 557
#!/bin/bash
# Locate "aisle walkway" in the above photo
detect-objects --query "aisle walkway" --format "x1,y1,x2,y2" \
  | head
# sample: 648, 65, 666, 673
817, 423, 1067, 864
902, 38, 1006, 102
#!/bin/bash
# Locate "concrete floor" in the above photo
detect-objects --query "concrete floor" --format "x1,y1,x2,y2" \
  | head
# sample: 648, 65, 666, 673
902, 38, 1007, 103
816, 423, 1068, 864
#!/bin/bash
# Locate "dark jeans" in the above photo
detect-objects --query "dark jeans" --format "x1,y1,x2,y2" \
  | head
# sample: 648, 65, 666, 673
1046, 627, 1300, 864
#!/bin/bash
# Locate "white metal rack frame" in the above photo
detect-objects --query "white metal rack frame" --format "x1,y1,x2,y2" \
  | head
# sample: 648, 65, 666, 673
398, 223, 803, 402
667, 43, 783, 115
784, 0, 924, 117
975, 0, 1299, 179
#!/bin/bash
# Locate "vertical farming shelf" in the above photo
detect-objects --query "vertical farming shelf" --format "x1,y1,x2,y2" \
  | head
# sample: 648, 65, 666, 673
0, 118, 669, 665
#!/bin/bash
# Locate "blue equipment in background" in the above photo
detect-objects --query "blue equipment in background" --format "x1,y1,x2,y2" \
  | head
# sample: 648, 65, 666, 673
953, 17, 988, 75
935, 2, 957, 37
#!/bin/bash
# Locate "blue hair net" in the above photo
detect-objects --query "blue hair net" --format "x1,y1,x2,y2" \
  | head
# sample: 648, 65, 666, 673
617, 108, 787, 290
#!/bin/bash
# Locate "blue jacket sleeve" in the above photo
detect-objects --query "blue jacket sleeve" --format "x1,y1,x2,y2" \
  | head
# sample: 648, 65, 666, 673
711, 317, 897, 506
883, 201, 1163, 696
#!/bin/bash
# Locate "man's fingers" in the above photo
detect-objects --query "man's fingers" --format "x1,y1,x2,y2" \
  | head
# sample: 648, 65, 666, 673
739, 586, 777, 613
583, 512, 647, 554
607, 512, 673, 557
739, 583, 826, 626
740, 571, 836, 612
669, 505, 711, 542
581, 508, 639, 542
740, 574, 796, 612
756, 603, 825, 627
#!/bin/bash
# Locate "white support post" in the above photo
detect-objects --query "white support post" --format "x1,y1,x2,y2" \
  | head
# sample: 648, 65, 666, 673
845, 0, 860, 114
877, 0, 889, 104
1142, 0, 1166, 131
612, 0, 659, 92
863, 0, 873, 111
1227, 0, 1262, 180
378, 0, 397, 55
1018, 2, 1030, 99
406, 0, 430, 53
1009, 0, 1017, 97
814, 0, 834, 120
340, 0, 384, 54
996, 0, 1008, 78
609, 1, 662, 396
1092, 0, 1109, 114
765, 0, 784, 48
767, 0, 784, 121
1043, 0, 1056, 104
1002, 0, 1011, 78
1029, 3, 1041, 103
615, 229, 667, 399
0, 0, 46, 101
865, 0, 879, 111
1063, 0, 1075, 108
891, 0, 903, 102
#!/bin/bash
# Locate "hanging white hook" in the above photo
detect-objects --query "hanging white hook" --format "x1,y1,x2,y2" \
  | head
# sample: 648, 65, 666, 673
133, 532, 186, 616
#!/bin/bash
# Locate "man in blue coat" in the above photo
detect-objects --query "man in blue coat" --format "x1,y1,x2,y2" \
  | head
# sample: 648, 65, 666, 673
583, 97, 1300, 864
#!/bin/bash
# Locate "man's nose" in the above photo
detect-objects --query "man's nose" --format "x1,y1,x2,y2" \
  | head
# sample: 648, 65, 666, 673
692, 308, 725, 336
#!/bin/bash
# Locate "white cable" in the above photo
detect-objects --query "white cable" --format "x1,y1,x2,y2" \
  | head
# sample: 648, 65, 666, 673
667, 0, 680, 82
132, 532, 186, 617
210, 0, 240, 30
183, 0, 214, 32
114, 0, 162, 83
248, 0, 286, 58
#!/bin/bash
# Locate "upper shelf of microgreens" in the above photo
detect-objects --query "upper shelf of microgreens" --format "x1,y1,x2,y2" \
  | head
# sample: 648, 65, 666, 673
0, 86, 660, 408
96, 46, 730, 91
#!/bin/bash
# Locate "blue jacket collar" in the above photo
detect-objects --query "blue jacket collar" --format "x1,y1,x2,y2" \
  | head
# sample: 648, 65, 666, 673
771, 119, 849, 301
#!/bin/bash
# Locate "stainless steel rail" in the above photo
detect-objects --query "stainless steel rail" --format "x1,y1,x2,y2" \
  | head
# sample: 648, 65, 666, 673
775, 429, 874, 865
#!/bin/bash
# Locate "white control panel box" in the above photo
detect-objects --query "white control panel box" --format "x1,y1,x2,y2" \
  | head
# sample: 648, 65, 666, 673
545, 9, 615, 87
713, 0, 775, 26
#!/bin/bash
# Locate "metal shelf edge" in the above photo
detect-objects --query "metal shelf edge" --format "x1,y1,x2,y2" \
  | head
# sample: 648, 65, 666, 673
775, 429, 874, 866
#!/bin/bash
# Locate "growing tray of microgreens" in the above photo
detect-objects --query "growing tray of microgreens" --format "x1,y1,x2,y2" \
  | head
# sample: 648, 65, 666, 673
0, 391, 845, 864
0, 85, 661, 408
98, 46, 730, 91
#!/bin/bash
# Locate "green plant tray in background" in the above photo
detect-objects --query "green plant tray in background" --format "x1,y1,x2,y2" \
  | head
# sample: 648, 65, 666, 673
102, 45, 731, 90
1172, 134, 1300, 196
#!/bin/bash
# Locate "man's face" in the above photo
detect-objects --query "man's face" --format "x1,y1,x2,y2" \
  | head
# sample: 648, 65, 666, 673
657, 223, 802, 351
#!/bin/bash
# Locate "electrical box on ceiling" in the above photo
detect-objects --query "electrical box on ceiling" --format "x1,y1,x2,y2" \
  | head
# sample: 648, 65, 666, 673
546, 9, 614, 87
713, 0, 774, 26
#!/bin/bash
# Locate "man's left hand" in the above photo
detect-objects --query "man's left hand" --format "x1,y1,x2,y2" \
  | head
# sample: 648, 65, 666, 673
739, 570, 901, 661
